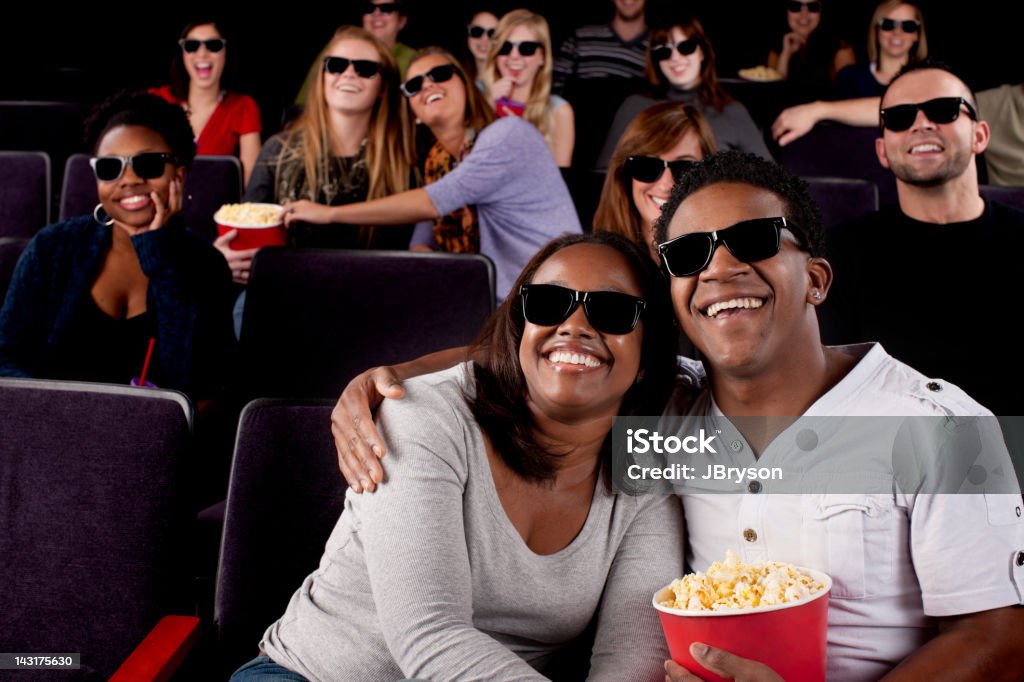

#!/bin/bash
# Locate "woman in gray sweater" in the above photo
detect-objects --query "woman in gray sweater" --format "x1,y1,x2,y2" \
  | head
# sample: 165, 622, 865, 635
598, 14, 772, 169
232, 232, 683, 681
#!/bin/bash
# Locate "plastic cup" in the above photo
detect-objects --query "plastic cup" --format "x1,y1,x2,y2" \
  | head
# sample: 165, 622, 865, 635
215, 203, 286, 250
653, 568, 832, 682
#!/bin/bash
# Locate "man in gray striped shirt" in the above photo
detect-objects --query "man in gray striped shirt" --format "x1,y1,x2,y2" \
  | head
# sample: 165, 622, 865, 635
554, 0, 651, 168
553, 0, 649, 93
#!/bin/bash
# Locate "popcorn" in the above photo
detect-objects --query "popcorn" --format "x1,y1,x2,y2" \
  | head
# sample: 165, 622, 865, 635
658, 550, 826, 611
738, 65, 782, 82
214, 203, 283, 227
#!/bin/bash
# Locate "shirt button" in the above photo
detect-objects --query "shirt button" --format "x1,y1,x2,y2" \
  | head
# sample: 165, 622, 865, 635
926, 381, 942, 392
1017, 506, 1022, 518
1017, 552, 1024, 567
743, 528, 758, 542
748, 480, 762, 494
730, 440, 744, 452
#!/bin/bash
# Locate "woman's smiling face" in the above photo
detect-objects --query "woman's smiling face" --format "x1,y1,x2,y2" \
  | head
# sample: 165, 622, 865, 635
94, 124, 183, 232
322, 38, 383, 116
181, 23, 226, 90
519, 243, 645, 422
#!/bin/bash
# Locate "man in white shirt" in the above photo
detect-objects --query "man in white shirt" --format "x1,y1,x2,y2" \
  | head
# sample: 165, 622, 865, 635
652, 150, 1024, 681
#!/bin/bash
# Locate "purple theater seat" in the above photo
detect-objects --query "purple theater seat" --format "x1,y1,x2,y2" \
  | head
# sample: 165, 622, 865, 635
239, 248, 495, 400
0, 151, 50, 238
803, 176, 880, 230
214, 399, 344, 675
779, 123, 898, 208
0, 378, 195, 681
980, 184, 1024, 213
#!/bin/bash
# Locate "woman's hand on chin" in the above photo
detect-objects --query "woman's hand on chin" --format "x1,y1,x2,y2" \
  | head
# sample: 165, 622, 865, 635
283, 200, 335, 227
147, 176, 182, 231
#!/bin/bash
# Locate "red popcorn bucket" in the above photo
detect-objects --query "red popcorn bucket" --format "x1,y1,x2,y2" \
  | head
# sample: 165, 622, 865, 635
653, 568, 832, 682
215, 203, 287, 250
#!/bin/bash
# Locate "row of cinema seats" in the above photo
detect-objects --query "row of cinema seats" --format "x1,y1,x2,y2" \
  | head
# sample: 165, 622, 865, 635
1, 385, 596, 681
0, 379, 339, 680
0, 151, 242, 242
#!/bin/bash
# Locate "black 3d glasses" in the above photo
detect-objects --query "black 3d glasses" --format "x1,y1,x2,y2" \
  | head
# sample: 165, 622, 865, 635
467, 25, 495, 39
400, 65, 456, 97
879, 96, 976, 132
878, 18, 920, 32
89, 153, 175, 182
658, 217, 796, 277
520, 284, 645, 335
323, 57, 382, 78
179, 38, 226, 53
651, 38, 700, 62
497, 40, 541, 57
624, 156, 696, 183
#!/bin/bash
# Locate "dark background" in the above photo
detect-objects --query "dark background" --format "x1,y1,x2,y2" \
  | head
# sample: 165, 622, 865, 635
1, 0, 1018, 139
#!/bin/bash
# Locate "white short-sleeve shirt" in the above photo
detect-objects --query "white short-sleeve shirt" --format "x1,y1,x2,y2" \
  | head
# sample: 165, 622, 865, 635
675, 344, 1024, 681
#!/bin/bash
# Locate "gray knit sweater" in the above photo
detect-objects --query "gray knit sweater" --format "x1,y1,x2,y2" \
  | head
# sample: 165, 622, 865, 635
261, 363, 684, 681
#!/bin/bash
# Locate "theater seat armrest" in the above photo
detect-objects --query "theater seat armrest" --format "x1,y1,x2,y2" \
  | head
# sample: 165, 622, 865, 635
110, 615, 201, 682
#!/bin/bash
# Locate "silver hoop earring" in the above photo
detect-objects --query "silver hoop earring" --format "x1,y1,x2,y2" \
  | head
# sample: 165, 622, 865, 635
93, 203, 114, 226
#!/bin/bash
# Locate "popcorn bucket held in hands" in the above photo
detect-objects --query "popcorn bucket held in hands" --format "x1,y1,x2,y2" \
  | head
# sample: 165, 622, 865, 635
215, 203, 286, 250
654, 552, 832, 682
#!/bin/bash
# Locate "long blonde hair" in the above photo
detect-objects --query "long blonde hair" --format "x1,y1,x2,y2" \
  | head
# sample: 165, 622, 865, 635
867, 0, 928, 68
594, 102, 716, 250
482, 10, 555, 142
281, 26, 412, 202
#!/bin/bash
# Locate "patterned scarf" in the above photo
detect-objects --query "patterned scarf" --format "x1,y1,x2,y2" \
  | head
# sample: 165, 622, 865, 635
424, 130, 480, 253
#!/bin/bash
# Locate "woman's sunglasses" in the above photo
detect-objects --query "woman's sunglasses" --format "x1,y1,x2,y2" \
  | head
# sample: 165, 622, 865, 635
323, 56, 382, 78
658, 217, 795, 277
89, 153, 175, 182
651, 38, 700, 62
179, 38, 226, 53
497, 40, 541, 57
400, 65, 456, 97
878, 18, 920, 33
624, 156, 696, 183
787, 1, 821, 12
520, 284, 645, 335
467, 25, 495, 39
879, 96, 976, 132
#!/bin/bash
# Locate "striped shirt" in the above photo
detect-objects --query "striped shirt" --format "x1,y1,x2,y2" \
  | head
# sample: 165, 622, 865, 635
553, 24, 648, 95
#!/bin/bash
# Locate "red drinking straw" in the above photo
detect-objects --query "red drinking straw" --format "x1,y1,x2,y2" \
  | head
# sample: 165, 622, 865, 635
138, 337, 156, 387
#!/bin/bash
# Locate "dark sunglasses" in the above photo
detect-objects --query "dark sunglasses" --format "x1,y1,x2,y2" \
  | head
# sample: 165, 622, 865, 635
179, 38, 226, 53
787, 1, 821, 12
879, 96, 976, 132
497, 40, 542, 57
659, 217, 796, 277
89, 153, 175, 182
400, 64, 456, 97
651, 38, 700, 62
364, 2, 400, 14
878, 18, 920, 32
467, 25, 495, 39
520, 284, 645, 335
323, 56, 382, 78
624, 156, 696, 183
